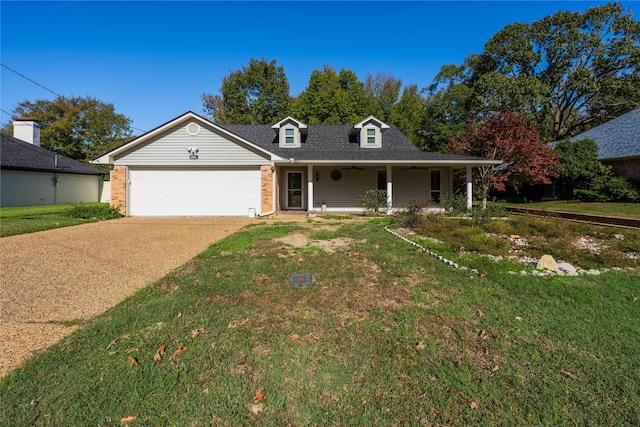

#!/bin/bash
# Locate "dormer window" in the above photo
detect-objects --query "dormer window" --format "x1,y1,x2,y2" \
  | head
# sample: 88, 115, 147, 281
285, 128, 295, 144
272, 116, 308, 148
367, 128, 376, 144
350, 116, 390, 149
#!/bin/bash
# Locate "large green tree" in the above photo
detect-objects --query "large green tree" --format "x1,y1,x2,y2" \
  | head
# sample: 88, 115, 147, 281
4, 96, 133, 161
388, 84, 428, 148
364, 72, 401, 122
201, 58, 291, 124
426, 3, 640, 146
291, 66, 378, 124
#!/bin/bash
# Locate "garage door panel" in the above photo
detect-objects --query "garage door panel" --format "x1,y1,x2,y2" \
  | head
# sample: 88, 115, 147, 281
129, 168, 260, 216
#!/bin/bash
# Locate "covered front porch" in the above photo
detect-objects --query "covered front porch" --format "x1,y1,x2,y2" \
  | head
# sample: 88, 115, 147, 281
274, 162, 478, 213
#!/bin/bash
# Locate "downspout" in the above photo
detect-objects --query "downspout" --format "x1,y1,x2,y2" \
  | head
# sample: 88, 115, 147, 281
258, 166, 277, 217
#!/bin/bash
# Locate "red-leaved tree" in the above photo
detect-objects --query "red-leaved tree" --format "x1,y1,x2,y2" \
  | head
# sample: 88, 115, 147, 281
447, 111, 560, 209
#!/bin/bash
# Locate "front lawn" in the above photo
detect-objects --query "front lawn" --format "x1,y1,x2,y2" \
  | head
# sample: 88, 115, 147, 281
503, 200, 640, 219
1, 217, 638, 425
0, 203, 122, 237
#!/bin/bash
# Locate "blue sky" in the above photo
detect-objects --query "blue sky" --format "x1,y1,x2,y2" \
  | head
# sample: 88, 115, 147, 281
2, 1, 638, 135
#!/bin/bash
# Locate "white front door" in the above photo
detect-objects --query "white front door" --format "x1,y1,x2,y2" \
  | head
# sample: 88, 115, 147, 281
286, 171, 304, 209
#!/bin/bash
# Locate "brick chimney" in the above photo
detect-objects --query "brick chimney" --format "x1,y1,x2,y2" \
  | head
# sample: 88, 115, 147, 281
13, 118, 41, 146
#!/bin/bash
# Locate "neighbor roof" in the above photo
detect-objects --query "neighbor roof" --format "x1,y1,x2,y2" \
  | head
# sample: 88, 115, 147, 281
569, 108, 640, 160
221, 123, 487, 163
1, 134, 105, 175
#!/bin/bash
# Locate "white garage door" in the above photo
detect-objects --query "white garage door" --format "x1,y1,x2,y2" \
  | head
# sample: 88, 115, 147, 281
129, 168, 261, 216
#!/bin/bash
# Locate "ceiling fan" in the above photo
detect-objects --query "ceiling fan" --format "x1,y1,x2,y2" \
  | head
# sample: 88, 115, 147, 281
343, 166, 365, 171
401, 166, 428, 171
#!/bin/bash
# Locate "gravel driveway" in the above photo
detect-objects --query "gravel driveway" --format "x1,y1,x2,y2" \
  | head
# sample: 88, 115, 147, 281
0, 217, 253, 376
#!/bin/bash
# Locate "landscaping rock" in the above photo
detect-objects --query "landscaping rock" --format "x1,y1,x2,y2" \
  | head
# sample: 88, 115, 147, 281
537, 255, 559, 271
557, 261, 578, 276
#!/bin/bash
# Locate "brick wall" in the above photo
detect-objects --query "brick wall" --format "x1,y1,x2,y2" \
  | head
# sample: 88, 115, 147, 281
111, 165, 127, 215
605, 158, 640, 183
261, 165, 274, 213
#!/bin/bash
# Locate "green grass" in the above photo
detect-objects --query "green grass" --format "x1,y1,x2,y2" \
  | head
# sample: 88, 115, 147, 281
1, 218, 639, 426
503, 200, 640, 219
0, 203, 122, 237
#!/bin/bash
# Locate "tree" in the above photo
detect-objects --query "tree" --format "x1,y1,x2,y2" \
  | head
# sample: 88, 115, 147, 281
553, 138, 602, 198
447, 111, 560, 208
364, 72, 402, 122
4, 96, 133, 161
426, 3, 640, 143
201, 58, 290, 124
388, 84, 428, 148
554, 138, 638, 201
291, 66, 378, 124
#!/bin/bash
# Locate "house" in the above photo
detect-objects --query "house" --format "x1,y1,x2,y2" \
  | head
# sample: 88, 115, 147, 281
1, 119, 106, 207
567, 107, 640, 184
93, 112, 501, 217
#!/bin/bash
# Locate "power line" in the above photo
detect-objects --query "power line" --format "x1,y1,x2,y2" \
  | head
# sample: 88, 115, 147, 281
1, 63, 64, 98
1, 63, 147, 133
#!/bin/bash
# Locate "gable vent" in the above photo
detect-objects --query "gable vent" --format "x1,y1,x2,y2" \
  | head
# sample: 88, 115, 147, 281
186, 122, 201, 136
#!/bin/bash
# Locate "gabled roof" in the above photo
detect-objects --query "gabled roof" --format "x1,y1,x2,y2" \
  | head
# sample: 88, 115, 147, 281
221, 123, 496, 164
271, 116, 308, 134
1, 134, 105, 175
569, 108, 640, 160
349, 116, 390, 136
93, 111, 281, 164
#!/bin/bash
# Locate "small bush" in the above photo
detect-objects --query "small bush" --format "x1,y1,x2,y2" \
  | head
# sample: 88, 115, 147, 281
396, 200, 429, 228
70, 204, 123, 220
358, 190, 389, 215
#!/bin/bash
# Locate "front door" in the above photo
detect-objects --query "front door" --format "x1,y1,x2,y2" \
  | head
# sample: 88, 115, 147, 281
287, 171, 304, 209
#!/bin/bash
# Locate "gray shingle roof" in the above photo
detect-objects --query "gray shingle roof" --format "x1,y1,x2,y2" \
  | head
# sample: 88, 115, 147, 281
221, 123, 482, 162
1, 134, 105, 175
569, 108, 640, 160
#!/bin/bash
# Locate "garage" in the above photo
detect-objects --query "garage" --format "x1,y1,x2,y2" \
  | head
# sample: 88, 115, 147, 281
128, 168, 261, 216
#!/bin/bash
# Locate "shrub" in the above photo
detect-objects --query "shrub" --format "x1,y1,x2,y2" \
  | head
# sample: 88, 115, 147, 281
70, 204, 123, 220
396, 200, 429, 228
358, 190, 389, 215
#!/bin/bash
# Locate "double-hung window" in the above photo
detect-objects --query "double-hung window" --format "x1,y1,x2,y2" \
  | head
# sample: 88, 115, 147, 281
367, 128, 376, 144
285, 128, 295, 144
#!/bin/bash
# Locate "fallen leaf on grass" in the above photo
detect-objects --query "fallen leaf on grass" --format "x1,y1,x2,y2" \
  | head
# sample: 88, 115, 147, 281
479, 271, 487, 277
203, 387, 209, 395
477, 308, 484, 317
491, 365, 500, 372
584, 318, 593, 323
106, 338, 119, 351
536, 336, 554, 351
288, 333, 300, 342
561, 370, 578, 379
429, 375, 440, 382
153, 345, 166, 362
416, 341, 425, 350
172, 346, 188, 357
126, 356, 140, 366
469, 401, 479, 410
254, 390, 264, 401
121, 414, 138, 424
228, 319, 249, 329
189, 327, 209, 339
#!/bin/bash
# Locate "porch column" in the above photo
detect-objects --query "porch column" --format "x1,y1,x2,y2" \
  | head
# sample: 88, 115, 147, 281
307, 164, 314, 211
386, 165, 393, 215
466, 166, 473, 212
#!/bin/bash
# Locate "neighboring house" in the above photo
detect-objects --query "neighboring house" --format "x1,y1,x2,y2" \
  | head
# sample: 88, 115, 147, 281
1, 118, 106, 207
568, 107, 640, 183
94, 112, 501, 217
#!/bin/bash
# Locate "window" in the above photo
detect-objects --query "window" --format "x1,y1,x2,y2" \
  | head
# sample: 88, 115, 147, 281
367, 128, 376, 144
285, 128, 295, 144
377, 170, 387, 191
430, 170, 441, 203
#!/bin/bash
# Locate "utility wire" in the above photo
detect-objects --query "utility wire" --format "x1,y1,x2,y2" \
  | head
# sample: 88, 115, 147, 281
1, 63, 147, 133
1, 63, 64, 98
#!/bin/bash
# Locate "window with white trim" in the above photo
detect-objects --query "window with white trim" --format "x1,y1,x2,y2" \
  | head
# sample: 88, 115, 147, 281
285, 128, 295, 144
367, 128, 376, 144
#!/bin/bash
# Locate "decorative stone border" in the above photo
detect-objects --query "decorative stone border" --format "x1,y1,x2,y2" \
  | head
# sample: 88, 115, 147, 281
384, 226, 639, 277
